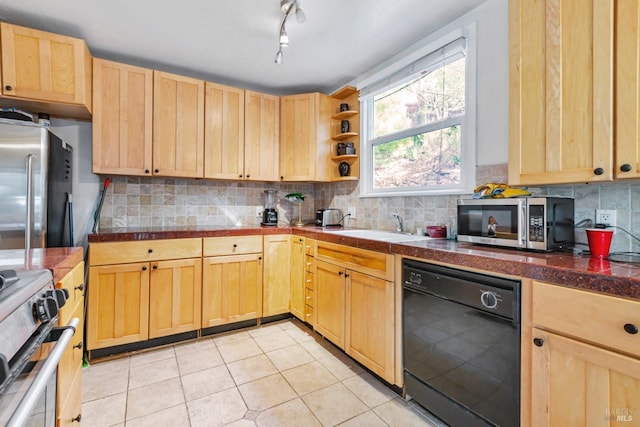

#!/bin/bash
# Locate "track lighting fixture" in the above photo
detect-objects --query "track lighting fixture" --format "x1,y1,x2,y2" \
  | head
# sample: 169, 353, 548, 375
274, 0, 305, 64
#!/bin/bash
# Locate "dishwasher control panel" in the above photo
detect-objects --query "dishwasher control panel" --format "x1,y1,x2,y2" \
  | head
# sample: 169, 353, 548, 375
402, 259, 520, 321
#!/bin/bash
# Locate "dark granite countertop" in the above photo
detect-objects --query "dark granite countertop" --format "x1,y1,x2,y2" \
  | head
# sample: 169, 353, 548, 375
0, 247, 84, 282
88, 226, 640, 301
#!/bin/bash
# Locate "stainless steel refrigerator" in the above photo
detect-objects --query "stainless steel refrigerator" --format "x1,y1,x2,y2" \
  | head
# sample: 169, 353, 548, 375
0, 115, 73, 250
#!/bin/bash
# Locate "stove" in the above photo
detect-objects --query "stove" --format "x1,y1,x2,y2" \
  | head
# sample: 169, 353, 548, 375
0, 269, 61, 360
0, 268, 79, 427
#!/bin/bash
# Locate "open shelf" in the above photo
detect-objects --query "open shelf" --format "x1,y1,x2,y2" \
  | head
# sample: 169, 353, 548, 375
331, 176, 359, 182
331, 154, 358, 162
331, 110, 358, 120
332, 132, 358, 141
328, 86, 360, 181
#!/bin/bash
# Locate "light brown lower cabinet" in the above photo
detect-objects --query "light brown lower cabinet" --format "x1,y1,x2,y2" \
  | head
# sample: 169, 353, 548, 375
315, 260, 346, 348
346, 270, 394, 383
87, 262, 150, 349
202, 235, 263, 327
85, 235, 398, 386
148, 258, 202, 339
531, 329, 640, 426
202, 253, 263, 327
56, 261, 85, 426
87, 238, 202, 351
314, 240, 395, 383
528, 281, 640, 426
263, 235, 291, 316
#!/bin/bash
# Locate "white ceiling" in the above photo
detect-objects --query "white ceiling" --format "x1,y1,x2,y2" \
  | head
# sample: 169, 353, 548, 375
0, 0, 485, 95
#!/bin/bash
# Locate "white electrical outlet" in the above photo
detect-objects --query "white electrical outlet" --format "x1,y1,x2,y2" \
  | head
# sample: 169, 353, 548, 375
347, 207, 357, 219
596, 209, 616, 228
256, 206, 263, 218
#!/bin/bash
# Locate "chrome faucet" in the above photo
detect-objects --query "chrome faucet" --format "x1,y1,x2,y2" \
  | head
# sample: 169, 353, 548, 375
391, 213, 403, 233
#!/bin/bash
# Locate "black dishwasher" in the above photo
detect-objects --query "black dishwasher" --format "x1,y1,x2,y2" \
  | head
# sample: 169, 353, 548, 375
402, 259, 520, 427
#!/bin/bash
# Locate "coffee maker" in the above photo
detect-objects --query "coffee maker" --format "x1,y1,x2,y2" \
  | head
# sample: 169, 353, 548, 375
261, 190, 278, 226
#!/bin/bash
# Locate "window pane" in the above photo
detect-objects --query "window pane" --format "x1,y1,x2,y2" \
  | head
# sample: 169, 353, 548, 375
373, 125, 461, 189
373, 57, 465, 138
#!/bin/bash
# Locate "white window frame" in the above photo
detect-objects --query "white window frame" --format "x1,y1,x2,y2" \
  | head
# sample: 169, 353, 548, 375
358, 25, 477, 197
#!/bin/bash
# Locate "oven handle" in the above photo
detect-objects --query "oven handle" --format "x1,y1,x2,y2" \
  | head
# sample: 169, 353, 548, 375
7, 317, 79, 427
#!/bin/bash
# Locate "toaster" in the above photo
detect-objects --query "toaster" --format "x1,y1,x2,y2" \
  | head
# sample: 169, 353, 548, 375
316, 208, 344, 227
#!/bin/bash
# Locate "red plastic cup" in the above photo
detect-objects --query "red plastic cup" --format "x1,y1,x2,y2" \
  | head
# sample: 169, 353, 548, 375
586, 229, 614, 258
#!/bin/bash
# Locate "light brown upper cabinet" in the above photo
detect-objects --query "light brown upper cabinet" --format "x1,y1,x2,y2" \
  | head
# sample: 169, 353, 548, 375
153, 71, 204, 178
0, 22, 92, 120
279, 92, 332, 181
508, 0, 614, 185
615, 1, 640, 179
204, 82, 245, 179
245, 90, 280, 181
92, 59, 153, 175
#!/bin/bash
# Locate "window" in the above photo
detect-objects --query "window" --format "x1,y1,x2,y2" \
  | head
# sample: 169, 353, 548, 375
360, 34, 476, 197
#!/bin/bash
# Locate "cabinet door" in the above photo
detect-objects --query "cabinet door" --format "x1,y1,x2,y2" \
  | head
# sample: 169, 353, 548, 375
153, 71, 204, 177
615, 1, 640, 179
202, 253, 263, 327
92, 58, 153, 176
263, 235, 291, 316
280, 93, 317, 181
245, 90, 280, 181
0, 23, 92, 110
57, 367, 82, 427
346, 271, 394, 383
149, 258, 202, 339
531, 329, 640, 426
315, 260, 345, 348
508, 0, 613, 185
87, 263, 150, 349
204, 82, 245, 179
57, 299, 84, 421
290, 236, 306, 320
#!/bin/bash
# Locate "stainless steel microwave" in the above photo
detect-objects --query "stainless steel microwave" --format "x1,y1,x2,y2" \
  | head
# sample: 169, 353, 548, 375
456, 197, 575, 251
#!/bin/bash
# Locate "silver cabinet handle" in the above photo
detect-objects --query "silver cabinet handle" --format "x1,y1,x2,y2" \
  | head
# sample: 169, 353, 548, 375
7, 317, 79, 427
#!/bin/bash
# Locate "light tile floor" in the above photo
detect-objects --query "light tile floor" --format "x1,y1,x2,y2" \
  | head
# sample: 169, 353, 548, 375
82, 319, 442, 427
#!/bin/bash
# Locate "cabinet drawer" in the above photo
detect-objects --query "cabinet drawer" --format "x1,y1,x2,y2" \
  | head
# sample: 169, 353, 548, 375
316, 241, 393, 281
533, 281, 640, 358
305, 255, 315, 272
305, 304, 314, 324
203, 236, 262, 256
305, 239, 317, 256
305, 287, 313, 307
57, 301, 84, 408
57, 262, 85, 324
305, 271, 314, 290
57, 366, 82, 427
89, 238, 202, 265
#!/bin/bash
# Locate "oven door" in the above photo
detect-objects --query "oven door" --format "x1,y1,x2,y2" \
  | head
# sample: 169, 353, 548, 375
0, 317, 79, 427
457, 198, 527, 248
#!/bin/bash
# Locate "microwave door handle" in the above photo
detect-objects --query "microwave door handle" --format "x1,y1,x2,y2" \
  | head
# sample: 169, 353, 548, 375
24, 154, 35, 254
520, 202, 527, 246
6, 317, 79, 427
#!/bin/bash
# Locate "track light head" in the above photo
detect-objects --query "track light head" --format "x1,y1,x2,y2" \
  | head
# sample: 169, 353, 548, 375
274, 0, 305, 65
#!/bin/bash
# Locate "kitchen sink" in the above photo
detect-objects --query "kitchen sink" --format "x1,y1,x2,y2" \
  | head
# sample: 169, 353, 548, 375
322, 229, 435, 243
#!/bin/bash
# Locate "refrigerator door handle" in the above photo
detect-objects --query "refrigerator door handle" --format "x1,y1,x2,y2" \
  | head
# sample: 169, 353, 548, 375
25, 154, 35, 253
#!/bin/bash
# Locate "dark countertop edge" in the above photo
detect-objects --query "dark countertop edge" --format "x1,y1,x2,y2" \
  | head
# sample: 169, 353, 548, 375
88, 226, 293, 242
88, 226, 640, 301
0, 247, 84, 283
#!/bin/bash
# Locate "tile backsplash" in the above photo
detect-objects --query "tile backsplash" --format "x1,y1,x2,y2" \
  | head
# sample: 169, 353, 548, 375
99, 164, 640, 252
98, 177, 315, 229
